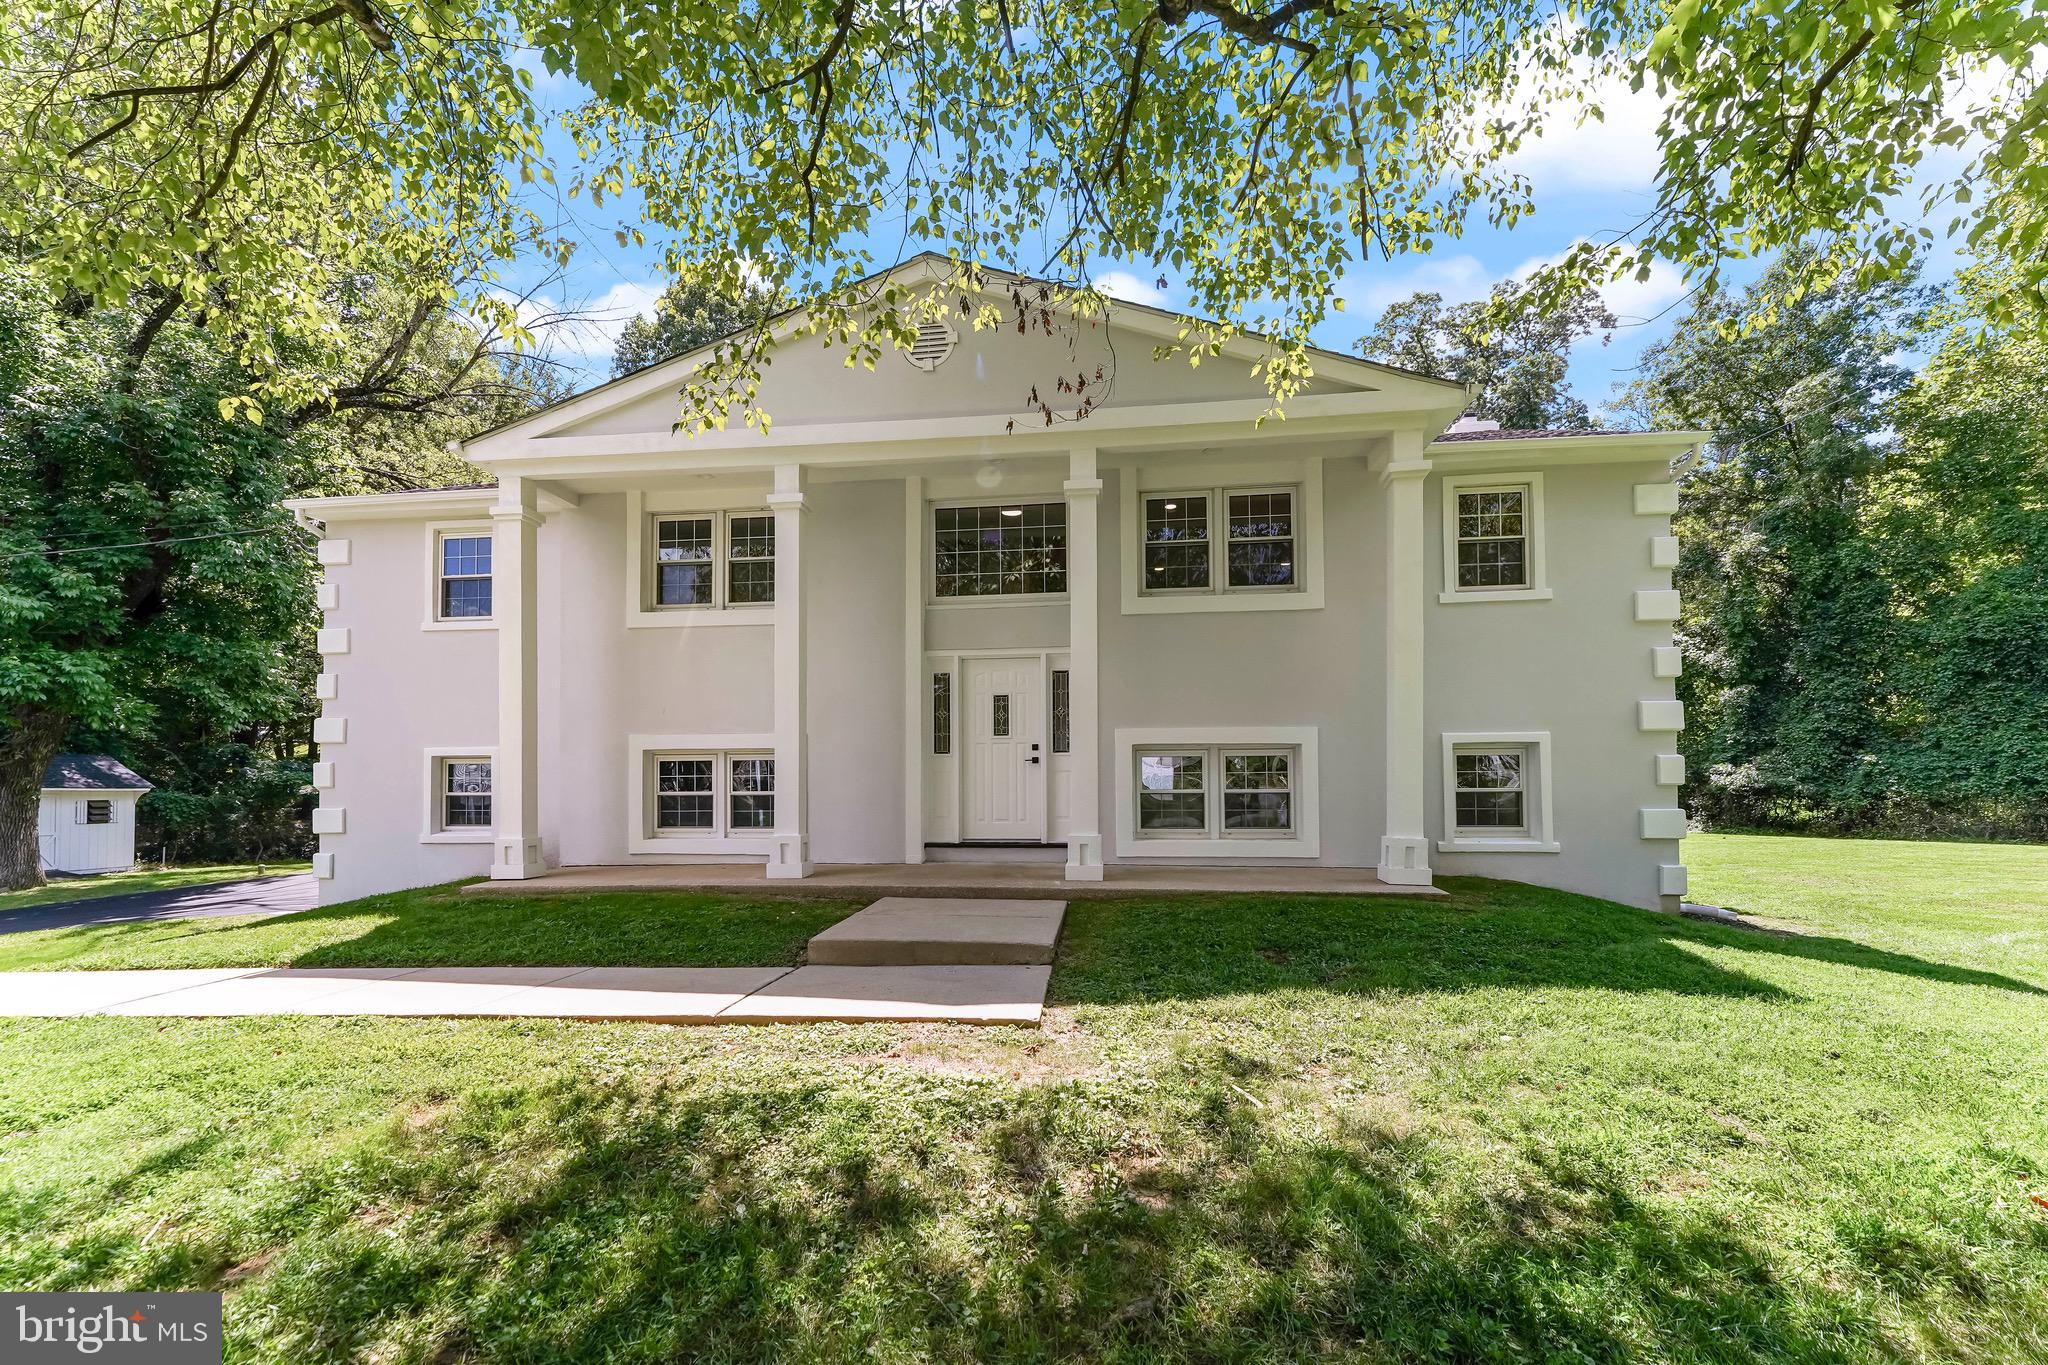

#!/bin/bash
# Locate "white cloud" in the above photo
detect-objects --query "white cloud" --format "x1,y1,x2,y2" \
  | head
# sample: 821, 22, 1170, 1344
1094, 269, 1169, 306
493, 279, 663, 360
1510, 241, 1689, 325
1340, 253, 1495, 318
1489, 68, 1668, 195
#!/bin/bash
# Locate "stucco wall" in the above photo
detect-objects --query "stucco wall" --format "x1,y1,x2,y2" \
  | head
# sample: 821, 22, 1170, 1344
316, 516, 499, 902
1423, 458, 1681, 908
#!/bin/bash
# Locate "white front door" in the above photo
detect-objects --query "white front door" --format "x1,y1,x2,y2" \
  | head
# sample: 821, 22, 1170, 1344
961, 655, 1046, 840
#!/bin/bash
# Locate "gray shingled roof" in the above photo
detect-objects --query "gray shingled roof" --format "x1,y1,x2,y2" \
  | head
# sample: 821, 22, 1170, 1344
1432, 426, 1634, 443
42, 754, 152, 791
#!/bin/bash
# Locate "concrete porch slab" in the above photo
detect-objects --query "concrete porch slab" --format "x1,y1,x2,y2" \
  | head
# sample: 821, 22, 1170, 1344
715, 964, 1052, 1025
464, 862, 1446, 900
807, 897, 1065, 966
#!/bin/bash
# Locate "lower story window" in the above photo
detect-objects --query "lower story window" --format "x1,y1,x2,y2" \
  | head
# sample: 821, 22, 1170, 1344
1453, 747, 1526, 832
1137, 746, 1295, 838
441, 759, 493, 829
649, 752, 774, 837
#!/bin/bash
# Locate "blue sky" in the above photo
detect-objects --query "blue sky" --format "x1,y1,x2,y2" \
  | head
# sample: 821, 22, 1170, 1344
499, 58, 1963, 420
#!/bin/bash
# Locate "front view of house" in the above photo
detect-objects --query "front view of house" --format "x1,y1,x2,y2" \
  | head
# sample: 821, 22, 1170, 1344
288, 257, 1700, 911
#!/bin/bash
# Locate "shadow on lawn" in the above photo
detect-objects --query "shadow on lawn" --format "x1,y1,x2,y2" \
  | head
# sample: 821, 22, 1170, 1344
1048, 879, 2048, 1007
78, 1071, 1985, 1363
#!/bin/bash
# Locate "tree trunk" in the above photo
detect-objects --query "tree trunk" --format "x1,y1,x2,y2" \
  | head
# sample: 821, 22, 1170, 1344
0, 707, 69, 891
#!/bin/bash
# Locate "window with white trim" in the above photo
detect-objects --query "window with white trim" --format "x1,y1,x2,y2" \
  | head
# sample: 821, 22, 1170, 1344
438, 758, 493, 831
1438, 730, 1557, 852
1452, 747, 1526, 833
1452, 486, 1529, 590
1136, 745, 1295, 838
1440, 472, 1549, 601
647, 510, 774, 610
648, 752, 774, 836
1139, 486, 1297, 595
436, 531, 493, 619
933, 502, 1067, 598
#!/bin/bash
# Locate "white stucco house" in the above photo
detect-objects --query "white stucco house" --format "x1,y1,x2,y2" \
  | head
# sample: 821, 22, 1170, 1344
286, 256, 1701, 911
38, 754, 152, 875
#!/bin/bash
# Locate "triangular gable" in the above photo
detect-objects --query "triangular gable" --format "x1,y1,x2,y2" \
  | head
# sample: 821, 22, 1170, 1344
467, 255, 1465, 453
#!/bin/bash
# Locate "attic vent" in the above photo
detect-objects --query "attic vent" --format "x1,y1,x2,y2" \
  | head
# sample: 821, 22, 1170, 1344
906, 319, 957, 372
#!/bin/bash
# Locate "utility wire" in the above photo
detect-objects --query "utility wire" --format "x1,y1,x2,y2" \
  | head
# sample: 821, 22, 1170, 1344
0, 523, 307, 563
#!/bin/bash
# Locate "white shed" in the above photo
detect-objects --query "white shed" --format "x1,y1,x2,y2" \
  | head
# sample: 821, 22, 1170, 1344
37, 754, 153, 875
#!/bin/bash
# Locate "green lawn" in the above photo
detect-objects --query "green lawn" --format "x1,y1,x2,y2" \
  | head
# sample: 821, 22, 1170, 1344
1, 833, 2043, 1363
0, 862, 306, 914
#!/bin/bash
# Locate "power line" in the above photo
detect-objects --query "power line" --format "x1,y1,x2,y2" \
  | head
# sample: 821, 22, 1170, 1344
0, 523, 306, 563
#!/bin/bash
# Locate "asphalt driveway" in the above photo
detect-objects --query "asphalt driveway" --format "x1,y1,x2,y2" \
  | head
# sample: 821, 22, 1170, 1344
0, 873, 318, 936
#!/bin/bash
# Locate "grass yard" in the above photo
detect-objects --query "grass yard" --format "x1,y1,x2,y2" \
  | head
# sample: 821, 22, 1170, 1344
0, 862, 306, 914
0, 833, 2044, 1363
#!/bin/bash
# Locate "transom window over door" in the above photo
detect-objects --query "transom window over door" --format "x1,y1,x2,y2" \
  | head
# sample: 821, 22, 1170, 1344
648, 510, 775, 610
1138, 487, 1296, 595
933, 502, 1067, 598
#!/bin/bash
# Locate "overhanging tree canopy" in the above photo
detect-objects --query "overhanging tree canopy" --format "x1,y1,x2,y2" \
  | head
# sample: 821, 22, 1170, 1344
4, 0, 2042, 426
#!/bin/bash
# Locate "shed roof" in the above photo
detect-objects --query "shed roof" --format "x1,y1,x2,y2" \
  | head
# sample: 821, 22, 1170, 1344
42, 754, 152, 792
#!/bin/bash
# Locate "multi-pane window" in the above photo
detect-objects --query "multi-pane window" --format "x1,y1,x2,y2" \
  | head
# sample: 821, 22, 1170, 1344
1222, 752, 1292, 831
933, 502, 1067, 597
1137, 487, 1297, 595
1453, 486, 1530, 590
655, 758, 714, 830
1136, 752, 1207, 833
1050, 670, 1070, 754
647, 753, 775, 836
649, 511, 774, 609
933, 673, 953, 755
1226, 491, 1296, 587
1453, 748, 1526, 831
84, 799, 112, 825
1137, 745, 1297, 838
729, 757, 776, 829
1142, 494, 1210, 590
727, 516, 776, 605
442, 760, 493, 829
437, 532, 493, 619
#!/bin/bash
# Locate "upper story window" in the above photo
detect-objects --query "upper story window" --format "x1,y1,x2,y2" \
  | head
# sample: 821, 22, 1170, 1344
1440, 472, 1551, 603
1140, 486, 1297, 596
437, 532, 493, 619
933, 502, 1067, 598
648, 510, 774, 610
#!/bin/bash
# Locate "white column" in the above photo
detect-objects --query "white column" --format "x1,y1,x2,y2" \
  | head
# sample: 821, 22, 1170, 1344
1377, 434, 1434, 886
767, 463, 811, 877
490, 475, 545, 879
1064, 448, 1105, 881
902, 475, 926, 862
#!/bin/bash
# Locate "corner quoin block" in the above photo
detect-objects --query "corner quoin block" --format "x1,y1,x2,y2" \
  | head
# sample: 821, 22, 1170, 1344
1634, 589, 1681, 622
313, 852, 336, 880
1633, 483, 1680, 516
311, 807, 346, 835
1651, 646, 1683, 679
1649, 535, 1680, 569
316, 627, 351, 655
1637, 700, 1686, 732
315, 538, 351, 567
1659, 864, 1688, 897
312, 716, 347, 745
1655, 754, 1686, 786
1639, 807, 1688, 840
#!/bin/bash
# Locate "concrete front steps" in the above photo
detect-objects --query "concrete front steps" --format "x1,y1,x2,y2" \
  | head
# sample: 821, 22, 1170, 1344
806, 897, 1065, 966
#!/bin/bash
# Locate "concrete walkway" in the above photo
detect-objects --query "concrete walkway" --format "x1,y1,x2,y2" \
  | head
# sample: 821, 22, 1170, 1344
0, 963, 1051, 1025
0, 872, 318, 936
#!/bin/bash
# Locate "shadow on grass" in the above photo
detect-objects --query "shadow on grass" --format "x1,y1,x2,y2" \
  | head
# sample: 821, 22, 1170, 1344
1049, 877, 2048, 1007
45, 1071, 1995, 1363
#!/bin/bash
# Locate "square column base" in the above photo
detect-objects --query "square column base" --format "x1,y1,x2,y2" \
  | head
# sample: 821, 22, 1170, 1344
491, 836, 546, 880
1064, 834, 1105, 883
1376, 834, 1433, 887
766, 834, 812, 880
